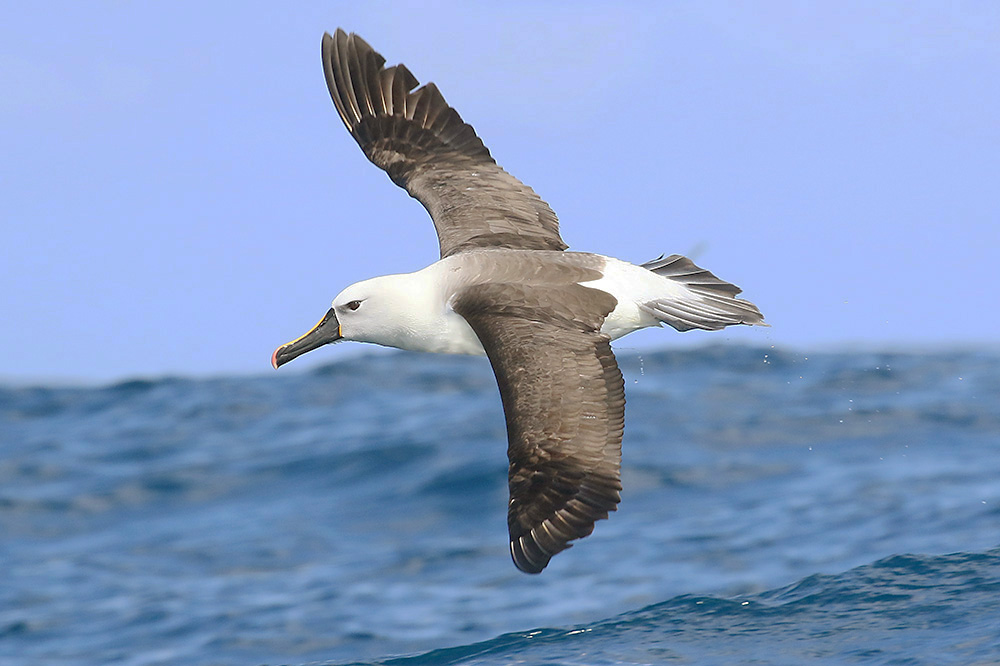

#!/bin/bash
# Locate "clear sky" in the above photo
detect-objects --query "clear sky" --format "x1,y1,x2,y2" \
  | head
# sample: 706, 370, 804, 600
2, 2, 998, 382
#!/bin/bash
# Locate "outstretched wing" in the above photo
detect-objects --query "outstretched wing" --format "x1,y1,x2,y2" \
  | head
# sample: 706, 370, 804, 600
453, 282, 624, 573
322, 30, 567, 258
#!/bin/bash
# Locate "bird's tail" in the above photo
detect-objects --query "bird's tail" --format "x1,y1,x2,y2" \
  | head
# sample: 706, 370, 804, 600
639, 254, 767, 332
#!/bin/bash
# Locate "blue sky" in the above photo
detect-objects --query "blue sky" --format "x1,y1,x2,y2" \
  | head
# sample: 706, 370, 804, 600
2, 2, 998, 381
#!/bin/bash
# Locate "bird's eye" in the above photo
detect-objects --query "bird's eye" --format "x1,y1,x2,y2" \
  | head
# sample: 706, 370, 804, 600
345, 300, 362, 311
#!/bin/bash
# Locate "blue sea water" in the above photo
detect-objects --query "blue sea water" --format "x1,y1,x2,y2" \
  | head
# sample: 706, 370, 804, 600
2, 345, 998, 665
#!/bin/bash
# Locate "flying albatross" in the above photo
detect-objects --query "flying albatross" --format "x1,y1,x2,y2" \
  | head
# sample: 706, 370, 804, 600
272, 30, 766, 574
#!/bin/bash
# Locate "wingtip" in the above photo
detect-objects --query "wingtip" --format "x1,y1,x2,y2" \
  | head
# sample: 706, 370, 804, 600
321, 31, 335, 69
323, 29, 352, 56
323, 29, 344, 47
510, 538, 549, 574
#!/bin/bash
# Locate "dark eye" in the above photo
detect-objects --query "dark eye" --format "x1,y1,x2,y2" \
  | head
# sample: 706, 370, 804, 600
345, 300, 362, 311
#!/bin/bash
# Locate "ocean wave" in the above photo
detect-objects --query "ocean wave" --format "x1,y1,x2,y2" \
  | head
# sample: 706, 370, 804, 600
3, 346, 999, 666
353, 548, 1000, 666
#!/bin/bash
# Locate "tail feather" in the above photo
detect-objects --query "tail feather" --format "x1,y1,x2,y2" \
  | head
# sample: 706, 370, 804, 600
639, 254, 766, 332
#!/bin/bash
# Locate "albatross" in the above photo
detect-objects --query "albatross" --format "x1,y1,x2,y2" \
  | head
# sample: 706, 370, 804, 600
272, 30, 766, 574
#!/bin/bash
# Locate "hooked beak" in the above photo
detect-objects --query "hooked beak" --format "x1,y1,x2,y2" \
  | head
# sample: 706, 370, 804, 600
271, 308, 342, 369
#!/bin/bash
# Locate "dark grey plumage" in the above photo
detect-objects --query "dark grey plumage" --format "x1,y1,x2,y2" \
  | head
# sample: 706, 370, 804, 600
453, 279, 624, 574
322, 29, 566, 259
640, 254, 766, 331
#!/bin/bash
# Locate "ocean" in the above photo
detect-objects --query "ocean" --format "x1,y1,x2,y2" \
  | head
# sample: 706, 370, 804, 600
2, 345, 998, 665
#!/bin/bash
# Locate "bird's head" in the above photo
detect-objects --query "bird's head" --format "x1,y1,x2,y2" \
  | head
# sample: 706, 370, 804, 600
271, 274, 424, 368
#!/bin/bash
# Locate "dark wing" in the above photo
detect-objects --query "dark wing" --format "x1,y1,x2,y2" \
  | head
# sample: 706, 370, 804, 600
453, 282, 624, 573
322, 30, 567, 258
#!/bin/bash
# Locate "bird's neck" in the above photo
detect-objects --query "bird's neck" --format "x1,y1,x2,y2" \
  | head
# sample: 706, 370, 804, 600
372, 263, 486, 356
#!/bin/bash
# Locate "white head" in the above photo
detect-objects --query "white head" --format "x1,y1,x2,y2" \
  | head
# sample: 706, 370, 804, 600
271, 273, 437, 368
332, 274, 432, 348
